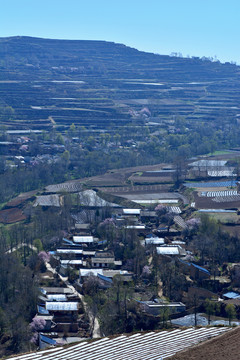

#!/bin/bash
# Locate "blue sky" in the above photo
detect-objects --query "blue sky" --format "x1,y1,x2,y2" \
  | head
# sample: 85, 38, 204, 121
1, 0, 240, 63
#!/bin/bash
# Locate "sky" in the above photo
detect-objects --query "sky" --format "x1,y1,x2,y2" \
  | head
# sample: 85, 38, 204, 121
1, 0, 240, 64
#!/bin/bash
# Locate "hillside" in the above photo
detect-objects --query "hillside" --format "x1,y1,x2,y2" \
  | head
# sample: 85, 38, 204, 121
1, 36, 240, 131
4, 327, 234, 360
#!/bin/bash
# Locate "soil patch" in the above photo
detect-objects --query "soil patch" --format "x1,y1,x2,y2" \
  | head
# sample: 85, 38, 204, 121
194, 192, 240, 209
129, 174, 173, 184
5, 190, 37, 207
0, 208, 26, 224
222, 224, 240, 236
169, 326, 240, 360
85, 164, 172, 187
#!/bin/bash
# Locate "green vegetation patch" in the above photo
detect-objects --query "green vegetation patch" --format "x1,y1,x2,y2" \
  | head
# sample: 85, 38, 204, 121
207, 212, 239, 224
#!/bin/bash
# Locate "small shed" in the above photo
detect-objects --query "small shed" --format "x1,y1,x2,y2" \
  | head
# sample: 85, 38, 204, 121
145, 236, 165, 246
156, 245, 186, 256
139, 300, 186, 316
122, 209, 141, 216
223, 291, 240, 300
73, 236, 94, 244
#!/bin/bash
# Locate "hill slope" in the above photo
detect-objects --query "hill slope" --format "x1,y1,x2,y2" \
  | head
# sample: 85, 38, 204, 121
0, 36, 240, 130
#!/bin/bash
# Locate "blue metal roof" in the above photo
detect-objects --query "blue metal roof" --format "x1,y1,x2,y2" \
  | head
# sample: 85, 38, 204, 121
146, 233, 154, 238
178, 258, 191, 266
97, 273, 113, 283
191, 263, 210, 275
63, 238, 78, 246
40, 334, 56, 345
98, 240, 107, 245
178, 259, 210, 274
38, 305, 49, 315
223, 291, 240, 299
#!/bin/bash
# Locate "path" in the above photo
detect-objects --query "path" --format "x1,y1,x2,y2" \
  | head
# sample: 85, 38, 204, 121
5, 243, 37, 254
45, 261, 101, 339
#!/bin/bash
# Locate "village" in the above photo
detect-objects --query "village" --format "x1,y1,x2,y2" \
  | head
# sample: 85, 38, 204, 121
15, 151, 240, 349
1, 40, 240, 354
1, 119, 240, 352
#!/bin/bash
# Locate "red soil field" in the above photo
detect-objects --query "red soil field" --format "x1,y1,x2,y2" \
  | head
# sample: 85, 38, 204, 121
0, 208, 26, 224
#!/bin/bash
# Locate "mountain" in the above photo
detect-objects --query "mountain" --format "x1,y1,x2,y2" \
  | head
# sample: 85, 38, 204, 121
0, 36, 240, 130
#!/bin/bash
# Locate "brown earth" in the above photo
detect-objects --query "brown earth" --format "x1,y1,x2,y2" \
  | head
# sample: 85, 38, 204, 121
5, 190, 37, 207
85, 163, 171, 187
86, 171, 127, 187
194, 192, 240, 210
128, 175, 173, 184
222, 224, 240, 236
170, 326, 240, 360
0, 208, 26, 224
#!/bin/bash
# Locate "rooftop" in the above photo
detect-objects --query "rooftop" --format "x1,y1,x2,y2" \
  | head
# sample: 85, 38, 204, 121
45, 302, 79, 311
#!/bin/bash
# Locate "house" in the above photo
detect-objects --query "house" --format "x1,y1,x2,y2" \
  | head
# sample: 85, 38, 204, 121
97, 273, 113, 289
138, 299, 186, 316
72, 236, 96, 245
178, 259, 210, 280
79, 268, 103, 280
222, 291, 240, 300
157, 226, 169, 233
122, 209, 141, 216
56, 248, 83, 258
47, 294, 67, 302
79, 268, 133, 283
40, 287, 74, 295
156, 245, 186, 256
102, 269, 133, 282
38, 305, 50, 315
91, 251, 122, 268
39, 334, 57, 350
145, 235, 164, 246
45, 302, 79, 318
82, 250, 96, 258
190, 263, 210, 280
60, 259, 86, 268
125, 225, 146, 230
74, 223, 91, 233
140, 210, 157, 222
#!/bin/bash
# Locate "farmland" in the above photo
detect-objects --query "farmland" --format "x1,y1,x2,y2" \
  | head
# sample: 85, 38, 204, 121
1, 36, 240, 358
1, 37, 240, 135
5, 327, 232, 360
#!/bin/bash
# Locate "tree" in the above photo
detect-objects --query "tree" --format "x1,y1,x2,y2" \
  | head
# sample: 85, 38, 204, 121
61, 150, 70, 169
225, 303, 236, 326
159, 306, 170, 328
56, 133, 64, 145
68, 123, 76, 137
33, 238, 43, 252
204, 299, 216, 325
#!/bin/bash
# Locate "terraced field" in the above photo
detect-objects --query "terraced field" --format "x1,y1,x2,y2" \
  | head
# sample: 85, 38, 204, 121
1, 37, 240, 131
